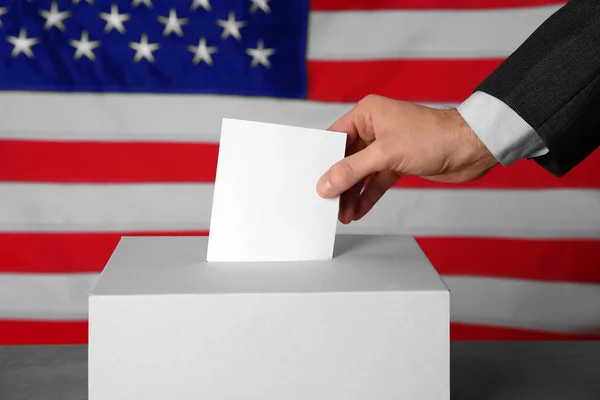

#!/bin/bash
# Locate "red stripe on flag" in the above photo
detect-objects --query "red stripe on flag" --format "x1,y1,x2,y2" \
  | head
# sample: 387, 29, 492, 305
0, 320, 89, 345
0, 140, 218, 183
416, 238, 600, 284
450, 323, 600, 341
0, 232, 208, 273
307, 59, 503, 103
0, 320, 596, 345
2, 139, 599, 187
2, 234, 599, 285
311, 0, 566, 11
396, 149, 600, 189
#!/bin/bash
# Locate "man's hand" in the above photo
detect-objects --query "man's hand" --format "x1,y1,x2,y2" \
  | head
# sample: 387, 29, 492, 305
316, 95, 499, 224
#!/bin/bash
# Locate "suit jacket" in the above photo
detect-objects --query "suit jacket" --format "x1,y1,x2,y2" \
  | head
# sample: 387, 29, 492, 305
475, 0, 600, 177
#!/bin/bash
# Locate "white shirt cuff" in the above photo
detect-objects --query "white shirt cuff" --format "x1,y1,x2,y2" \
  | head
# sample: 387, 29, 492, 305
456, 91, 549, 166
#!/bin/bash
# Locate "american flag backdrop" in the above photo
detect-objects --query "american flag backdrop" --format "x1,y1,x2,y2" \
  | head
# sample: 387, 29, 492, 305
0, 0, 599, 345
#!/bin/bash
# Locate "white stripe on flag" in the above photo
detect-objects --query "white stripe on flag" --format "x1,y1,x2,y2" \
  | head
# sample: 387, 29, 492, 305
0, 183, 598, 238
2, 272, 599, 334
0, 92, 453, 142
338, 188, 600, 238
308, 6, 561, 60
446, 276, 600, 333
0, 273, 96, 320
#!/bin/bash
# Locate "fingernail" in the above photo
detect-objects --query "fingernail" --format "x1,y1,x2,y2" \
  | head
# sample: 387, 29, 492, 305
317, 178, 335, 198
342, 204, 355, 224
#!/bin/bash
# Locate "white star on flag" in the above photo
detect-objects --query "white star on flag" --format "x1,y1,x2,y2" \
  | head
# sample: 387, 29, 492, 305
39, 1, 72, 31
157, 8, 187, 37
250, 0, 271, 13
99, 4, 130, 34
191, 0, 211, 11
246, 40, 275, 68
188, 37, 217, 65
0, 7, 7, 27
132, 0, 152, 7
216, 11, 246, 40
72, 0, 94, 4
129, 33, 159, 63
6, 28, 39, 58
70, 30, 100, 60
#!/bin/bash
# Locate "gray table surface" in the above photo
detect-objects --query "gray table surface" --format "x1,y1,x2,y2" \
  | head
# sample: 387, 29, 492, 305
1, 342, 599, 399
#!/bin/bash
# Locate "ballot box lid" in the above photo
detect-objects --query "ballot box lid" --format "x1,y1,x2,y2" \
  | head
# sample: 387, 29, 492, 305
90, 235, 448, 297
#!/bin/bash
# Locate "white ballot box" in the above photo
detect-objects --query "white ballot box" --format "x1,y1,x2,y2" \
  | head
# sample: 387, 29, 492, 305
88, 235, 449, 400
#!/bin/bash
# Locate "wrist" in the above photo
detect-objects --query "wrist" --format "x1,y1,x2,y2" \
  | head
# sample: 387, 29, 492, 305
443, 108, 499, 172
457, 91, 548, 166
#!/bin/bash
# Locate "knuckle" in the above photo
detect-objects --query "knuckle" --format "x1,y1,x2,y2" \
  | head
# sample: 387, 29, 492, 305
370, 143, 390, 169
360, 94, 381, 106
332, 159, 356, 183
370, 177, 388, 194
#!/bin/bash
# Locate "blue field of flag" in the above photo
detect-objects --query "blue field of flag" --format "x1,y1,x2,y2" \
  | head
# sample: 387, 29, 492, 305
0, 0, 309, 98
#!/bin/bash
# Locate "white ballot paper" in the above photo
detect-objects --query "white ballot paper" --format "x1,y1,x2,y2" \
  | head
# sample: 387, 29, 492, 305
206, 118, 346, 262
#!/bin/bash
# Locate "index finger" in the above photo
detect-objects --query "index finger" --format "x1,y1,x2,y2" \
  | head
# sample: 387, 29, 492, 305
328, 106, 360, 151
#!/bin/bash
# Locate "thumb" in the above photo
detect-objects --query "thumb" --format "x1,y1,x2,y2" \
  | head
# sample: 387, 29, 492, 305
317, 142, 387, 199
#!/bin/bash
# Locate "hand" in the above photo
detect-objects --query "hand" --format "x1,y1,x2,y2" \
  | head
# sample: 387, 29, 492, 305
316, 95, 499, 224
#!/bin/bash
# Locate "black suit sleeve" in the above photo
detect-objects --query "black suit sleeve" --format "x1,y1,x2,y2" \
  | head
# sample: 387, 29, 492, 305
475, 0, 600, 177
